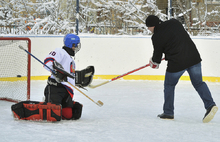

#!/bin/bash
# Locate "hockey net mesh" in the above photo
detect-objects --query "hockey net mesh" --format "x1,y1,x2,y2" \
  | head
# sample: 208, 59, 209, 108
0, 38, 30, 102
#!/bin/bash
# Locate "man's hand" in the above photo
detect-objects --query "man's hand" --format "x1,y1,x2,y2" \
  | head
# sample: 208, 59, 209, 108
149, 58, 159, 69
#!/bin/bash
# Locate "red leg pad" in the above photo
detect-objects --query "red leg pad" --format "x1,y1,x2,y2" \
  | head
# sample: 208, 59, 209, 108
11, 101, 62, 122
62, 107, 73, 120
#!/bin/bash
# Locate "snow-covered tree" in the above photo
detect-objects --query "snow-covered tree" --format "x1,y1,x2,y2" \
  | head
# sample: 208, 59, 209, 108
79, 0, 165, 35
0, 0, 34, 34
1, 0, 220, 35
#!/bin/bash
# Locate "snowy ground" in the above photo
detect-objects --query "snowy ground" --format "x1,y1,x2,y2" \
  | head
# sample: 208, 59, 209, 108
1, 80, 220, 142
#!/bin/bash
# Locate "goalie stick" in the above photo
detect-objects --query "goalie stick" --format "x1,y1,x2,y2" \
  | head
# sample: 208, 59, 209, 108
89, 58, 165, 89
67, 82, 103, 107
18, 45, 103, 107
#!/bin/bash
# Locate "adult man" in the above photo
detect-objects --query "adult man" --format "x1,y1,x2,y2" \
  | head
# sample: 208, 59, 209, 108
146, 15, 218, 123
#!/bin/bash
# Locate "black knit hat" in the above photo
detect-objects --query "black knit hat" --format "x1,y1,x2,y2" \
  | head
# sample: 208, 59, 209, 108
145, 15, 161, 27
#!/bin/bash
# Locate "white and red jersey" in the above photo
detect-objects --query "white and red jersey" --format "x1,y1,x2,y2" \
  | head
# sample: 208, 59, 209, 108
44, 48, 75, 98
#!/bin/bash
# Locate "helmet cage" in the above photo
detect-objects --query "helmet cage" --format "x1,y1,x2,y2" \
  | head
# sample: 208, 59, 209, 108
74, 42, 81, 54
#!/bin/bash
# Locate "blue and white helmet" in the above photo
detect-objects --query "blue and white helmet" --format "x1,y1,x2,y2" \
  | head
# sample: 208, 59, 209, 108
64, 34, 81, 53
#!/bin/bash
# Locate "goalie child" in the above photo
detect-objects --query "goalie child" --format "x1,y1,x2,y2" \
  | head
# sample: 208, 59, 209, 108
11, 34, 95, 122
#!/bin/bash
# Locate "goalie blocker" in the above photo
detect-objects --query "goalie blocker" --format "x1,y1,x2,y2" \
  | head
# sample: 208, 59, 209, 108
11, 101, 82, 122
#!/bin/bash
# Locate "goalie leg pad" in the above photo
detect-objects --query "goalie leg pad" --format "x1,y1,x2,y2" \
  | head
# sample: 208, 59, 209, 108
11, 101, 62, 122
61, 102, 83, 120
75, 66, 95, 87
11, 101, 30, 120
72, 102, 83, 120
62, 107, 73, 120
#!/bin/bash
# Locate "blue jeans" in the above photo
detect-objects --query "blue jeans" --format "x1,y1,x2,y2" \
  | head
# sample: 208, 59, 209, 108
163, 62, 215, 115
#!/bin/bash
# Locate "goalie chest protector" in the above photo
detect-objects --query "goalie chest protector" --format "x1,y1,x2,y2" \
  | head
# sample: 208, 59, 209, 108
11, 101, 62, 122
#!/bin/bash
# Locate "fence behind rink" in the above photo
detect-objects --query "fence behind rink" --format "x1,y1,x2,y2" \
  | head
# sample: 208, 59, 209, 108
7, 35, 220, 82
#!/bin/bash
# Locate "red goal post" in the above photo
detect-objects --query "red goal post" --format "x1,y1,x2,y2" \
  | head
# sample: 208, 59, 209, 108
0, 37, 31, 103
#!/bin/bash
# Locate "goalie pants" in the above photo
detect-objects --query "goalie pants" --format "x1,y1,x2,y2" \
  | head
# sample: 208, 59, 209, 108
44, 77, 83, 120
44, 78, 73, 108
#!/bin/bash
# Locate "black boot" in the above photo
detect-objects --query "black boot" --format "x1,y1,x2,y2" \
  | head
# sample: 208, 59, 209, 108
158, 113, 174, 119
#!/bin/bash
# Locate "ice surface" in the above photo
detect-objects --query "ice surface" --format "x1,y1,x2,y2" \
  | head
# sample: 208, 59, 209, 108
1, 80, 220, 142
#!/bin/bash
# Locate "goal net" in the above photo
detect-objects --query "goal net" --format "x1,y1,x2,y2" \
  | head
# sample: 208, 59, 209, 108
0, 37, 31, 103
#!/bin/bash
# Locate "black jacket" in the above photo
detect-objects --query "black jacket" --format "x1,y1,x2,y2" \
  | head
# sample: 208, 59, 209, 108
151, 19, 202, 72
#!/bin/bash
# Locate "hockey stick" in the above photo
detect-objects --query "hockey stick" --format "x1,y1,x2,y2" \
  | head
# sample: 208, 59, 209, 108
18, 45, 56, 74
18, 45, 104, 107
88, 58, 165, 89
67, 82, 103, 107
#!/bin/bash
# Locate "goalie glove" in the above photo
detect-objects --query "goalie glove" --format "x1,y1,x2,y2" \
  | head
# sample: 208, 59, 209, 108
52, 61, 74, 83
75, 66, 95, 87
149, 58, 159, 69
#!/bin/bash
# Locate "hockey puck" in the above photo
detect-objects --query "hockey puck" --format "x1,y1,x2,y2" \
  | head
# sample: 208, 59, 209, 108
17, 75, 22, 77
